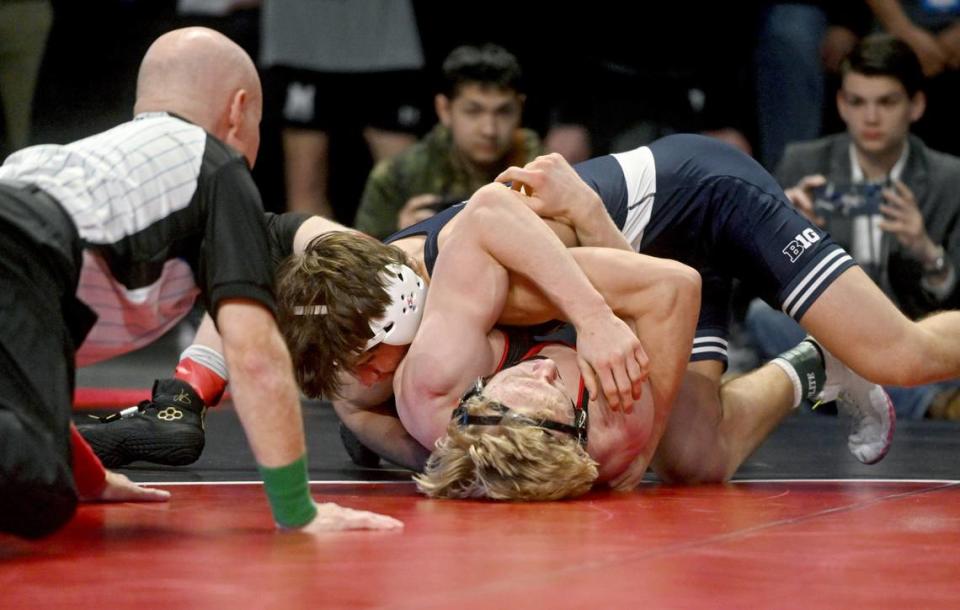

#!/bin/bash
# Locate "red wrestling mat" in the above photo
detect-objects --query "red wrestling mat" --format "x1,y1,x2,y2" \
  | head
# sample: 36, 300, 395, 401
73, 388, 231, 409
73, 387, 151, 409
2, 480, 959, 609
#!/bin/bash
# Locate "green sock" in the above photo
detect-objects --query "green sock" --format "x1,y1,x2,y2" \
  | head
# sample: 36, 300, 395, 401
770, 340, 826, 408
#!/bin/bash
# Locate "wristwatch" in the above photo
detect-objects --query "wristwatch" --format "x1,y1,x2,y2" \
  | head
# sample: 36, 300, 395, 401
924, 246, 947, 275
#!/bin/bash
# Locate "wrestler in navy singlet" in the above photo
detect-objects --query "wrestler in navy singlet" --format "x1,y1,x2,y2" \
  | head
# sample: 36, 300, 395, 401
574, 134, 855, 362
384, 201, 465, 275
385, 133, 857, 365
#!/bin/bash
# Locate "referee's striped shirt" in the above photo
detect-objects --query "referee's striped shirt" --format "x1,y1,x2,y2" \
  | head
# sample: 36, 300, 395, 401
0, 112, 275, 365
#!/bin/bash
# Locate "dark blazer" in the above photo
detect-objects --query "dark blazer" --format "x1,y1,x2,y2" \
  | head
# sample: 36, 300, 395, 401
776, 133, 960, 319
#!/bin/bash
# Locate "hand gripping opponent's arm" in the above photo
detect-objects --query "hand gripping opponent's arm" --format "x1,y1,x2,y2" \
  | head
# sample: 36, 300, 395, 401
496, 247, 701, 488
443, 183, 648, 410
496, 153, 633, 252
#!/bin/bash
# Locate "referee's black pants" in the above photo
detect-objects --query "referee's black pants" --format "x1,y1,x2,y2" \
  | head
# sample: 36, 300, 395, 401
0, 191, 82, 539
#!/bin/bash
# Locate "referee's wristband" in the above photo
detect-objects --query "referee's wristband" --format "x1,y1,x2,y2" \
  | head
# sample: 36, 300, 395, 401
258, 455, 318, 528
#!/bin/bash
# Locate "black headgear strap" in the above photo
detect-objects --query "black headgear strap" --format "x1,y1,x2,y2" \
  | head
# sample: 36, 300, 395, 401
451, 376, 588, 447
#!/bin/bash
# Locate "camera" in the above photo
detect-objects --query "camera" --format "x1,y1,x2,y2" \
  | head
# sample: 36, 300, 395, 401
811, 182, 886, 218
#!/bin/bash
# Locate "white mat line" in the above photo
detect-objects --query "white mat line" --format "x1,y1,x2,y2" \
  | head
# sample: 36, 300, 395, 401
731, 478, 960, 484
138, 478, 960, 487
139, 479, 418, 486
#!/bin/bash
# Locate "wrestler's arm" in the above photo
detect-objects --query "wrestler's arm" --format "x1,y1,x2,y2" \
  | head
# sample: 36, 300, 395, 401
291, 215, 357, 254
596, 252, 700, 490
496, 153, 633, 251
394, 203, 510, 448
499, 247, 701, 486
443, 182, 646, 409
332, 398, 429, 471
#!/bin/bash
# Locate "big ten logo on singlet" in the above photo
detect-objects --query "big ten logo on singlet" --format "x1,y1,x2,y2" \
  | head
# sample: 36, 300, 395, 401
782, 228, 821, 263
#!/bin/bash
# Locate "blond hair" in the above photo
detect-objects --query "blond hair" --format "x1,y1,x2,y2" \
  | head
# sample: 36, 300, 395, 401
275, 232, 409, 398
414, 395, 598, 501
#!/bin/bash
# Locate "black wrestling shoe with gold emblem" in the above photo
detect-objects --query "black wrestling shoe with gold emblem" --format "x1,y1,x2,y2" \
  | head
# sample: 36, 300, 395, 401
79, 379, 206, 468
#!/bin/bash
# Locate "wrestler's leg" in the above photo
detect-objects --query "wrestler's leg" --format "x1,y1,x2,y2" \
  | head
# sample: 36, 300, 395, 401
651, 359, 796, 483
800, 266, 960, 387
648, 267, 795, 483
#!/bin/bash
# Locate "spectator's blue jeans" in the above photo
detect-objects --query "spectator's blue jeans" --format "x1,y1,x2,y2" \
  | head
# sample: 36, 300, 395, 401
744, 299, 960, 419
754, 3, 827, 169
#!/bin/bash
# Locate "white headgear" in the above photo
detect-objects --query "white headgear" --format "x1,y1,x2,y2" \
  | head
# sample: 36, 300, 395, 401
364, 263, 427, 351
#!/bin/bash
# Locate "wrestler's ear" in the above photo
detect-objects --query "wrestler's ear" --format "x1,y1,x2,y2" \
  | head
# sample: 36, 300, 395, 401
435, 94, 452, 127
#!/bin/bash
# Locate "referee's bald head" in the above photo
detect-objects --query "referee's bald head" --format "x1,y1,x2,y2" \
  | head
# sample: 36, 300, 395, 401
135, 27, 263, 167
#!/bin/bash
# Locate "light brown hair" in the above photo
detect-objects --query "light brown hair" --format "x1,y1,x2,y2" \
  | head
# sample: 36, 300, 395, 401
275, 232, 409, 398
414, 394, 598, 501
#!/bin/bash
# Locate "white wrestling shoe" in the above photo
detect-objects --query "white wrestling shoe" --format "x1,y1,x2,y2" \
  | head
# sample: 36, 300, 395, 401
812, 339, 896, 465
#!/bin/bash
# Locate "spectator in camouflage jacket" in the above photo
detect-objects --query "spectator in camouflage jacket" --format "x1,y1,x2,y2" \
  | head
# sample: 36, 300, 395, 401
354, 44, 543, 239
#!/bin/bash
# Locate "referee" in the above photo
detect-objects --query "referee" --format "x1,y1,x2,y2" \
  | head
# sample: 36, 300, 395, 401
0, 27, 401, 538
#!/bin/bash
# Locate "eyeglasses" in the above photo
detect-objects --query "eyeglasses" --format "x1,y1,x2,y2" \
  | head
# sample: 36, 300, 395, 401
451, 376, 588, 447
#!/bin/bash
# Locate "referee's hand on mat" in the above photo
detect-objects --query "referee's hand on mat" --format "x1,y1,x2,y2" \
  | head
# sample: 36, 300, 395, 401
80, 470, 171, 503
300, 502, 403, 532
